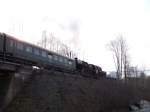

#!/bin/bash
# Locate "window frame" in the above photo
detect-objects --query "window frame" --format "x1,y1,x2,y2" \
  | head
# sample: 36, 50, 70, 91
10, 40, 14, 47
48, 54, 53, 60
59, 57, 63, 62
54, 55, 58, 61
68, 60, 73, 65
34, 48, 40, 55
41, 51, 47, 57
26, 46, 32, 53
17, 43, 23, 50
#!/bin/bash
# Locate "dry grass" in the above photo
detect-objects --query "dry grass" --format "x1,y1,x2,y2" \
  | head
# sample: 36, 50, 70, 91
5, 71, 150, 112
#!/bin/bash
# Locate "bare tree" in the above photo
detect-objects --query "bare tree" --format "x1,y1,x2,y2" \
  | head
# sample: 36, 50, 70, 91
108, 35, 130, 79
41, 30, 47, 48
37, 30, 77, 59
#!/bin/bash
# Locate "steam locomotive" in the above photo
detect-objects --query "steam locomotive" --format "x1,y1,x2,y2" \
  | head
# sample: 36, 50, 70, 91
0, 33, 106, 79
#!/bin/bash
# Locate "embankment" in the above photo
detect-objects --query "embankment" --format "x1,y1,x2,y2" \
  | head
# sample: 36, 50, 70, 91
5, 71, 137, 112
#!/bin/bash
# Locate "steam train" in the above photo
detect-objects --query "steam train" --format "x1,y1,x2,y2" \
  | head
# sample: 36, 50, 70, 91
0, 33, 106, 79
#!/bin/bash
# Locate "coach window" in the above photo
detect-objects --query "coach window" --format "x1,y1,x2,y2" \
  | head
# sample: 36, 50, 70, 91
17, 43, 23, 50
34, 49, 39, 55
26, 46, 32, 53
42, 51, 47, 57
69, 61, 72, 65
59, 57, 63, 62
10, 40, 14, 47
48, 54, 53, 60
64, 59, 67, 63
54, 55, 58, 61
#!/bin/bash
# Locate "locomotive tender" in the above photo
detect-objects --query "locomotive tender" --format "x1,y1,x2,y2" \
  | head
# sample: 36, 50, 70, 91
0, 33, 106, 79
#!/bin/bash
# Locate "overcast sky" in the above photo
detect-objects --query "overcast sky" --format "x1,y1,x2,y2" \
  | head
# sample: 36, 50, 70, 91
0, 0, 150, 72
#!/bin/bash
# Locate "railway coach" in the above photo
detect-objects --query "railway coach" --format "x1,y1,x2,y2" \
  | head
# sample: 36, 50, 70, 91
0, 33, 76, 72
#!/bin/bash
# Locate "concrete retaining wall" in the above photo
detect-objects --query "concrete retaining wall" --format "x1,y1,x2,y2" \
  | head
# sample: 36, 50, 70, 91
0, 66, 33, 111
